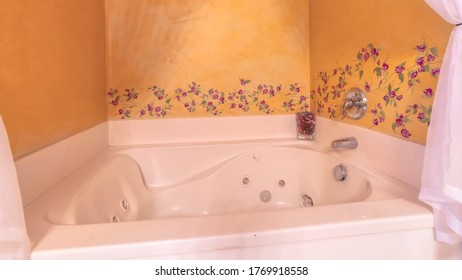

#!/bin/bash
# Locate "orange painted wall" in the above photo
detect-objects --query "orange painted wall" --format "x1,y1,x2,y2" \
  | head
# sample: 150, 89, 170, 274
106, 0, 310, 119
310, 0, 453, 144
0, 0, 107, 158
1, 0, 452, 159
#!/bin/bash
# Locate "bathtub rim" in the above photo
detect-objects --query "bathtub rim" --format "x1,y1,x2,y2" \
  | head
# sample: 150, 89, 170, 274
28, 195, 433, 259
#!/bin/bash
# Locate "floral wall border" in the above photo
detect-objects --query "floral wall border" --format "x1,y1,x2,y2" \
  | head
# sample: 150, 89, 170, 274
107, 79, 310, 119
311, 41, 441, 141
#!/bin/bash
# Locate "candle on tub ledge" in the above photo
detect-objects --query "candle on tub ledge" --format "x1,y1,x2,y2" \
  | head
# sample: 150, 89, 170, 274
296, 111, 316, 140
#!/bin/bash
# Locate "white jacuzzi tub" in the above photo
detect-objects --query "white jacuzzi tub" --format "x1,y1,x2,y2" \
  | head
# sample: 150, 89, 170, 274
23, 139, 458, 259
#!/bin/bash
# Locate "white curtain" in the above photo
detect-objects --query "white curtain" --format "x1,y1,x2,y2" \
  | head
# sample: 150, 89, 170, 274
420, 0, 462, 244
0, 115, 29, 259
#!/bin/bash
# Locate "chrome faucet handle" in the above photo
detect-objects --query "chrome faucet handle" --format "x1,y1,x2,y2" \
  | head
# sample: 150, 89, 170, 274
342, 99, 354, 118
343, 88, 367, 120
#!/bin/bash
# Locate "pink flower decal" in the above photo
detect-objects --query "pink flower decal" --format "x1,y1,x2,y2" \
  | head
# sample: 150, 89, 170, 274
423, 88, 434, 98
416, 57, 425, 66
395, 65, 405, 73
239, 78, 251, 86
395, 115, 404, 127
364, 81, 370, 92
416, 45, 426, 52
417, 112, 425, 120
363, 52, 370, 62
401, 128, 412, 138
431, 68, 440, 76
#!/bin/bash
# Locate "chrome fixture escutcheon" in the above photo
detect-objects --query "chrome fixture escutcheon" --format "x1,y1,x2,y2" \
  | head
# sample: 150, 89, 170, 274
343, 88, 367, 120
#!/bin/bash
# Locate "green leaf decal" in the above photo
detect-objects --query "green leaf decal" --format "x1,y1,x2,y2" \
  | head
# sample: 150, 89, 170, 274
430, 47, 439, 57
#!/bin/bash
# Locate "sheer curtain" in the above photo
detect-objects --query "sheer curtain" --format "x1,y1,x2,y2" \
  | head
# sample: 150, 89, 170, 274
0, 115, 29, 259
419, 0, 462, 244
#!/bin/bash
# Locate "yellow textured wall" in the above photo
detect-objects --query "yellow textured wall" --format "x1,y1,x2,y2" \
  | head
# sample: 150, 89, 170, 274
310, 0, 453, 144
106, 0, 310, 119
1, 0, 449, 159
0, 0, 107, 158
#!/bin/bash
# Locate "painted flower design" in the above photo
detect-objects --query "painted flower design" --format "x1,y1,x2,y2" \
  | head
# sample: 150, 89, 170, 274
312, 41, 441, 141
370, 103, 386, 127
255, 84, 276, 97
109, 78, 308, 120
107, 88, 118, 97
401, 128, 412, 138
383, 84, 403, 107
392, 113, 411, 138
239, 78, 251, 86
282, 100, 296, 112
423, 88, 434, 98
327, 105, 338, 119
416, 44, 426, 52
257, 100, 273, 114
123, 88, 138, 101
364, 81, 370, 92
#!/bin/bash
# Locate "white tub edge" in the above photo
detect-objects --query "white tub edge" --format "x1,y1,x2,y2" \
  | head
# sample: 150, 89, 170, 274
108, 115, 298, 146
16, 122, 108, 206
108, 115, 425, 188
16, 115, 425, 207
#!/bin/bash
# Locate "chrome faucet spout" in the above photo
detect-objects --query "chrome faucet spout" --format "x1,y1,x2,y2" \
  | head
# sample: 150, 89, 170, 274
331, 137, 358, 149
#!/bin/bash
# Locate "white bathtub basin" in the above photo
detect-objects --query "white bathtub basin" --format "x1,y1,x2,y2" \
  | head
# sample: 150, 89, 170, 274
23, 139, 459, 259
